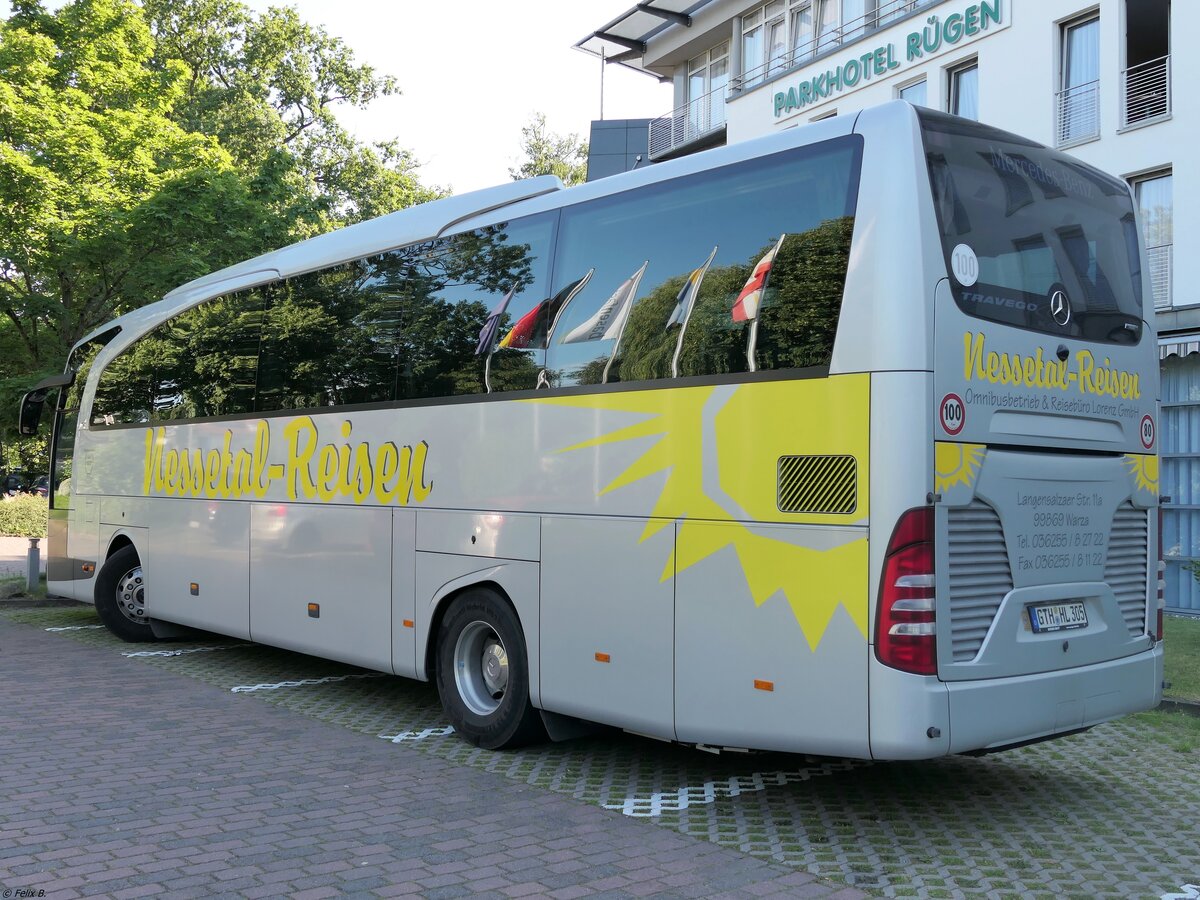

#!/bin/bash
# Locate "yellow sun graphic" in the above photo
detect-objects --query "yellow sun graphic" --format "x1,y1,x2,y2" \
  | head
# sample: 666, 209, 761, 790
935, 442, 985, 494
1123, 454, 1159, 494
534, 384, 869, 649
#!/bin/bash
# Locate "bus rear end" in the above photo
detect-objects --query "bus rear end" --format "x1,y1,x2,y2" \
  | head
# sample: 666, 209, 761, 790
869, 108, 1162, 758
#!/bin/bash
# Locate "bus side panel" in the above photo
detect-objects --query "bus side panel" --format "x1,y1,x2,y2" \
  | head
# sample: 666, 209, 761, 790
249, 503, 392, 672
674, 522, 869, 756
145, 498, 250, 639
867, 372, 939, 759
539, 516, 676, 741
391, 509, 418, 678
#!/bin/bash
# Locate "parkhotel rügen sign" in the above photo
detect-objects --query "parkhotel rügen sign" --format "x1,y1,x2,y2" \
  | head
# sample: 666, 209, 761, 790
773, 0, 1005, 119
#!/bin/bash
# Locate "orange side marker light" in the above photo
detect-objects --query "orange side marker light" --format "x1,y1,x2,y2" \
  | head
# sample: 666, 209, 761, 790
307, 603, 320, 618
754, 679, 775, 692
595, 652, 611, 663
402, 619, 414, 629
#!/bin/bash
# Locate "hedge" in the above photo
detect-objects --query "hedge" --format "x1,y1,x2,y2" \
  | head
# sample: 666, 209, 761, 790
0, 494, 49, 537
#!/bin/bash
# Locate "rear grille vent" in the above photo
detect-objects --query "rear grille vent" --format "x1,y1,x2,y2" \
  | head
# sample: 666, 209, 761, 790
947, 501, 1013, 662
1106, 503, 1149, 637
777, 455, 857, 514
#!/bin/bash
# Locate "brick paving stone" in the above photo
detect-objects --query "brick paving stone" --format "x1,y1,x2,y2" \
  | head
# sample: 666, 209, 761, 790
0, 614, 863, 899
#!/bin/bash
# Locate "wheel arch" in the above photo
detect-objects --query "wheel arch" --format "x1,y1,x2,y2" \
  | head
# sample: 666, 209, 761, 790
105, 532, 137, 560
423, 578, 511, 684
415, 559, 541, 709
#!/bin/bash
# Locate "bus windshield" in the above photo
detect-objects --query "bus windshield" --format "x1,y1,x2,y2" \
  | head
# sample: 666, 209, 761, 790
919, 109, 1144, 345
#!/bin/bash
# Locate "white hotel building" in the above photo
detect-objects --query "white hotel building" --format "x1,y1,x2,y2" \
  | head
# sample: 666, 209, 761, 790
579, 0, 1199, 613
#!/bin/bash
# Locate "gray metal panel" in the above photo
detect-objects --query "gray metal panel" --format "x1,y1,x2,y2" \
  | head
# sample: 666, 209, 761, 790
249, 503, 392, 671
834, 102, 941, 376
867, 658, 949, 760
1106, 503, 1150, 636
589, 128, 628, 156
935, 450, 1156, 681
391, 509, 418, 678
674, 524, 870, 756
585, 155, 628, 182
146, 499, 250, 639
540, 516, 675, 740
416, 510, 540, 562
931, 276, 1158, 454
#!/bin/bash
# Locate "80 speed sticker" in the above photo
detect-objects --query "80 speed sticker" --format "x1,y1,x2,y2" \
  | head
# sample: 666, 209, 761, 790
1140, 414, 1155, 449
940, 393, 965, 435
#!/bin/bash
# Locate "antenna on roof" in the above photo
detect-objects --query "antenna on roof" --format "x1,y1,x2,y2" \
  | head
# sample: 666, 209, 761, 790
600, 47, 606, 120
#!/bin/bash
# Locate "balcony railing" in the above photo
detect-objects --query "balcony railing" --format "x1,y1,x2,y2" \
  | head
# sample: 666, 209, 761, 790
1055, 79, 1099, 147
1148, 243, 1172, 310
648, 83, 728, 159
1121, 55, 1171, 128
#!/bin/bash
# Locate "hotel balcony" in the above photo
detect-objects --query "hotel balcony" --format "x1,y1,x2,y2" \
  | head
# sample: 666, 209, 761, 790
1120, 55, 1171, 129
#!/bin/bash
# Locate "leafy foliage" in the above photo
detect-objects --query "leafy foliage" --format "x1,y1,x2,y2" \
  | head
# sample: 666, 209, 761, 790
0, 0, 437, 461
509, 113, 588, 187
0, 492, 48, 537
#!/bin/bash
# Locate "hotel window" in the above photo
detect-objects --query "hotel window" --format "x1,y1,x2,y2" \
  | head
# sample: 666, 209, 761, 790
741, 0, 846, 85
1132, 169, 1173, 309
898, 78, 927, 107
789, 2, 815, 65
877, 0, 937, 26
739, 0, 941, 86
948, 60, 978, 119
1057, 14, 1100, 145
687, 44, 730, 135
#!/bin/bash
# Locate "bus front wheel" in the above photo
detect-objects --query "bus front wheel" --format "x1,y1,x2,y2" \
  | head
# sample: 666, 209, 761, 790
94, 545, 157, 643
435, 588, 545, 750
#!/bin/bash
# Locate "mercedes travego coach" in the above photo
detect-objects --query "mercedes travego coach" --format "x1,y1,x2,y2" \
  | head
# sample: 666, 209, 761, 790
20, 101, 1163, 757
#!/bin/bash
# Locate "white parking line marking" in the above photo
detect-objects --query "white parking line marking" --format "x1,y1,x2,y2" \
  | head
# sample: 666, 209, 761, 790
230, 673, 384, 693
1162, 885, 1200, 900
378, 725, 455, 743
45, 624, 105, 632
123, 645, 242, 658
602, 759, 868, 817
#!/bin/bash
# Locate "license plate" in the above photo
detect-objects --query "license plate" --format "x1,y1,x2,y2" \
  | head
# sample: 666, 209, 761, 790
1028, 601, 1088, 634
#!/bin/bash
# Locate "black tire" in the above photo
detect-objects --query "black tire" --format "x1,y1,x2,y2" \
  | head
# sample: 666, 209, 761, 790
435, 587, 546, 750
94, 545, 157, 643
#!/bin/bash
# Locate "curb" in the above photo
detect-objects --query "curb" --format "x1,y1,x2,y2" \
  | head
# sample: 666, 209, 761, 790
1158, 699, 1200, 718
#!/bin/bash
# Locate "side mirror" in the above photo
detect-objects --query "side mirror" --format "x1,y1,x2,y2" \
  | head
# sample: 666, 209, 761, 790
18, 372, 74, 436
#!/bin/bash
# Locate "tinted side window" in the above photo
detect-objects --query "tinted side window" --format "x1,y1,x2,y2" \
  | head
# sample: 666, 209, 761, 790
256, 262, 399, 412
545, 137, 862, 387
154, 289, 265, 419
92, 289, 265, 424
378, 213, 555, 399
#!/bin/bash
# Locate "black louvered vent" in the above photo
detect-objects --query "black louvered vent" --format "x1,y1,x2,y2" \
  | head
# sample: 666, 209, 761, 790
777, 455, 857, 514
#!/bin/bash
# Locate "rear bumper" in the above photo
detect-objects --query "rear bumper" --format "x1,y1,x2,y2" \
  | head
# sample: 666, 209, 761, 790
945, 642, 1163, 754
869, 642, 1163, 759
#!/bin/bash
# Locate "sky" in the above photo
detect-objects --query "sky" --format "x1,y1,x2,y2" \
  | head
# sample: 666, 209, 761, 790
239, 0, 674, 193
0, 0, 673, 193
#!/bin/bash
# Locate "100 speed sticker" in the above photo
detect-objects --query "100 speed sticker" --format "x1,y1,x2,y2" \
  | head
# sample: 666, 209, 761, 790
940, 393, 965, 435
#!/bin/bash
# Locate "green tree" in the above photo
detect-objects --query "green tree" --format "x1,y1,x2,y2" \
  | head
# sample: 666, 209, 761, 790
509, 113, 588, 187
0, 0, 437, 459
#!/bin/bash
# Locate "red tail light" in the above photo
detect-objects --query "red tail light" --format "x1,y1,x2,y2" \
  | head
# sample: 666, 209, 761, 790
1155, 506, 1165, 642
876, 507, 937, 675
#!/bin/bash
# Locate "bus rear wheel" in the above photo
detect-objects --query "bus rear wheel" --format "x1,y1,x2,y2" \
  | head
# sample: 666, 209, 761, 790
435, 588, 545, 750
95, 545, 157, 643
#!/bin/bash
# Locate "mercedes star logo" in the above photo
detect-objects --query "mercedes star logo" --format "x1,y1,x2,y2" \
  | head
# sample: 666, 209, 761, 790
1050, 289, 1071, 326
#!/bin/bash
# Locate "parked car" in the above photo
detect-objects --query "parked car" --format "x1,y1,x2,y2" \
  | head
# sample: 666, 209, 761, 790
2, 471, 27, 496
